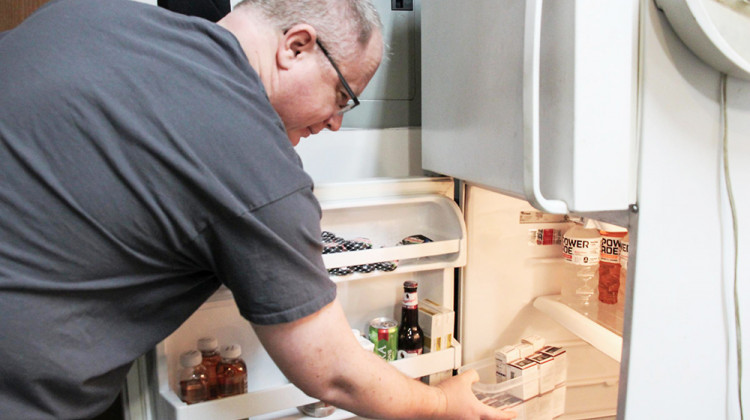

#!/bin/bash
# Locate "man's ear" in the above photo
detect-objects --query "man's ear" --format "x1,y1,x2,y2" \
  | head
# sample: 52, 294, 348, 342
277, 23, 317, 70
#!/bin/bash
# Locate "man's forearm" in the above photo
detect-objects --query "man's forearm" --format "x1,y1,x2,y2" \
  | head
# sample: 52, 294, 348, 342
253, 298, 515, 420
253, 298, 447, 419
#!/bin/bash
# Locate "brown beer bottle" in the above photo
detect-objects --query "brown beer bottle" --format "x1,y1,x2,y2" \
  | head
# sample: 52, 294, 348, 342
397, 281, 423, 359
216, 344, 247, 398
197, 337, 221, 400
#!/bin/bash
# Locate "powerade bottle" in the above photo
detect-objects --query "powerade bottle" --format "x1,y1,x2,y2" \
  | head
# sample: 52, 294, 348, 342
617, 233, 630, 308
561, 225, 601, 314
598, 228, 627, 304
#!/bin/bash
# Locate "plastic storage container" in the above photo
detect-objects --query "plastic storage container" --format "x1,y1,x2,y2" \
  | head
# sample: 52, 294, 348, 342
459, 358, 566, 420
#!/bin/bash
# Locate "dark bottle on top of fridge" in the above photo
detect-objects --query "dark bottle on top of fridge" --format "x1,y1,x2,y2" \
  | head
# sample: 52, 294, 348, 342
216, 344, 248, 398
178, 350, 209, 405
397, 280, 423, 359
197, 337, 221, 399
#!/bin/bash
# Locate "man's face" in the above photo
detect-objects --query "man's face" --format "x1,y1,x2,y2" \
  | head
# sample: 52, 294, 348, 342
274, 32, 383, 146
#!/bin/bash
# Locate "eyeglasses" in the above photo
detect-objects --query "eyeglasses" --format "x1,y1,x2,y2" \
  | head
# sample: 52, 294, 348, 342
316, 40, 360, 115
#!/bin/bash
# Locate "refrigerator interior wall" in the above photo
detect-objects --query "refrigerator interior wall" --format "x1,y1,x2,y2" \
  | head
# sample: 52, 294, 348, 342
460, 184, 622, 419
150, 178, 467, 420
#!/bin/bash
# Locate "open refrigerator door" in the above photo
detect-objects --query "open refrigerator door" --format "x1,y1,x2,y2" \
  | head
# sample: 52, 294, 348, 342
132, 177, 467, 420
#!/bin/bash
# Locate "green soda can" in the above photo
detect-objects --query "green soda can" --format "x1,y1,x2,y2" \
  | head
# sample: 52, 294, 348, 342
369, 317, 398, 361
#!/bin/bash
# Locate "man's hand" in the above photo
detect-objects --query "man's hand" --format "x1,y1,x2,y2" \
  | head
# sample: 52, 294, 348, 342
434, 369, 517, 420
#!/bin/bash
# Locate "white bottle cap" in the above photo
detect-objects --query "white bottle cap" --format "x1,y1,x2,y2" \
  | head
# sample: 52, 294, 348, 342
221, 344, 242, 359
180, 350, 203, 368
197, 337, 219, 352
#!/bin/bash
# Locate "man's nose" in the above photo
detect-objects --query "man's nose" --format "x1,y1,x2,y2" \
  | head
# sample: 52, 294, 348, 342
325, 113, 343, 131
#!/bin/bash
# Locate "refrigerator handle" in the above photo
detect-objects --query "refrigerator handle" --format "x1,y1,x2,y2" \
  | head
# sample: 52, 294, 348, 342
523, 0, 569, 215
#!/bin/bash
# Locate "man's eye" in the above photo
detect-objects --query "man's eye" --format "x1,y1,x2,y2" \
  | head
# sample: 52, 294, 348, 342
338, 91, 349, 107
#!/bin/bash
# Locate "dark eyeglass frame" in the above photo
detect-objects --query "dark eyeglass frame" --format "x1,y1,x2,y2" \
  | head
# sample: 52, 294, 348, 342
316, 40, 360, 115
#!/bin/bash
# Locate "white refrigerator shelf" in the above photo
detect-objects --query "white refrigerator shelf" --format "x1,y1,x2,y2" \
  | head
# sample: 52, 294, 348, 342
322, 238, 460, 268
318, 191, 466, 282
156, 340, 462, 420
319, 193, 467, 271
533, 295, 623, 362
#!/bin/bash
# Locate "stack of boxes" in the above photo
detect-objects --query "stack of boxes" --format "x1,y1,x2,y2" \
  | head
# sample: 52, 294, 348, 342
418, 299, 455, 385
493, 335, 568, 418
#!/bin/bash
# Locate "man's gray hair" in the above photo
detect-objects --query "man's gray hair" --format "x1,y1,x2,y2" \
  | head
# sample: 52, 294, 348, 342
235, 0, 382, 63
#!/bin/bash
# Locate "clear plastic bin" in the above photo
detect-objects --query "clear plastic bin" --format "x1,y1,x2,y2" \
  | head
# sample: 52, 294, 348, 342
459, 358, 566, 420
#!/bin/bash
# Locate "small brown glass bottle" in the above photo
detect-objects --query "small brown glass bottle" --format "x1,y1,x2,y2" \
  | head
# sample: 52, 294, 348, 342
216, 344, 248, 398
197, 337, 221, 400
178, 350, 209, 405
397, 281, 423, 359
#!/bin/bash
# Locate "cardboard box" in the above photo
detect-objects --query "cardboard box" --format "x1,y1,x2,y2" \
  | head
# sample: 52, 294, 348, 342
516, 342, 534, 359
508, 358, 539, 400
521, 335, 546, 352
540, 345, 568, 385
538, 390, 554, 420
551, 385, 566, 417
516, 394, 539, 420
527, 353, 555, 394
494, 345, 521, 383
474, 390, 523, 410
418, 299, 454, 353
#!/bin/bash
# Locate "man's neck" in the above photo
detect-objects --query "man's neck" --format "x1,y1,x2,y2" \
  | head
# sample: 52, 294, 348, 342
217, 7, 280, 99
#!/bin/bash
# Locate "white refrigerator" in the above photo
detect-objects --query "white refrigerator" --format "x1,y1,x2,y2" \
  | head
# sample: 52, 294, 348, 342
123, 0, 750, 419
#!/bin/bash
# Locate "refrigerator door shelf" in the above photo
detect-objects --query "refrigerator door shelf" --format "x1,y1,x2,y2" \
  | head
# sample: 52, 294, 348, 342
320, 193, 468, 274
322, 239, 461, 271
533, 295, 623, 362
154, 340, 462, 420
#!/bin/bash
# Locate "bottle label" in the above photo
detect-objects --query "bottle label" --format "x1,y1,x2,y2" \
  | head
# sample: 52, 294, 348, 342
600, 237, 622, 264
620, 239, 629, 266
402, 291, 418, 309
528, 228, 562, 246
562, 235, 601, 266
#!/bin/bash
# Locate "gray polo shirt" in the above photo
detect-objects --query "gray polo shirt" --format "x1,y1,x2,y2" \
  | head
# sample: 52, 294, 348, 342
0, 0, 336, 418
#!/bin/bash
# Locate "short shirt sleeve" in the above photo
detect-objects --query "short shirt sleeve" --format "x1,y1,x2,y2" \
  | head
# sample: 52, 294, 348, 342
203, 186, 337, 325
